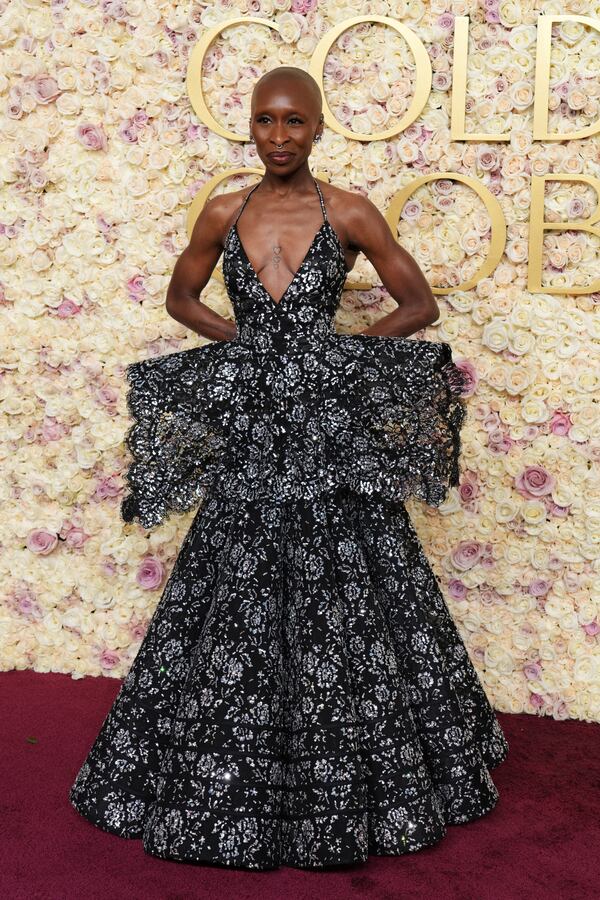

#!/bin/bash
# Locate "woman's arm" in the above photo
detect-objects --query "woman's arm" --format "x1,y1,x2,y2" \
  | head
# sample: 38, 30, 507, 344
344, 193, 440, 338
165, 196, 238, 341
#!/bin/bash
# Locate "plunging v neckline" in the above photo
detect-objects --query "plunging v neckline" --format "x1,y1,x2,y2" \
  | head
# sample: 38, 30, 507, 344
234, 221, 327, 307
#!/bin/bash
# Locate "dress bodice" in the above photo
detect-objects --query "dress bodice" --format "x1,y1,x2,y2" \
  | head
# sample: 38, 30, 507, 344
119, 176, 469, 530
222, 178, 348, 354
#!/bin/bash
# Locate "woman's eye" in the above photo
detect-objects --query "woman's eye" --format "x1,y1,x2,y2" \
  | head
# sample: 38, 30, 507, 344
256, 117, 302, 124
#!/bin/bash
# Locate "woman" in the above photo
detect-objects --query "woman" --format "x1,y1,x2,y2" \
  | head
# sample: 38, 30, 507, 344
69, 66, 509, 871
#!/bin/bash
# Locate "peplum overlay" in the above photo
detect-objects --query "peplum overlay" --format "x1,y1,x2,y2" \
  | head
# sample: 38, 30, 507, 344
121, 332, 469, 530
70, 176, 508, 870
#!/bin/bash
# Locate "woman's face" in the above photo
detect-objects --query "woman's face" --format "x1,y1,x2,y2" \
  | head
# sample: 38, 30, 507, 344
249, 80, 323, 171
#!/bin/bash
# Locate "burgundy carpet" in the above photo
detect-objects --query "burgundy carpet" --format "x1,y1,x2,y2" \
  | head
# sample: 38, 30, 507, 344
1, 669, 598, 900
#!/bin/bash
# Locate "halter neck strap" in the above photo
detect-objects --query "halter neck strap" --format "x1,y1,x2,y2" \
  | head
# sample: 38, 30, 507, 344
312, 178, 328, 224
232, 177, 329, 228
231, 181, 261, 227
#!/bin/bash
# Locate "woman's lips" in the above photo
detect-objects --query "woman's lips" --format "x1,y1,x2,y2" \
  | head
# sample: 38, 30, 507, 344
269, 153, 293, 162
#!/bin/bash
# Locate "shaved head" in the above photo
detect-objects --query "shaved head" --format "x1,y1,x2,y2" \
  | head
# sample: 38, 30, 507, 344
251, 66, 322, 120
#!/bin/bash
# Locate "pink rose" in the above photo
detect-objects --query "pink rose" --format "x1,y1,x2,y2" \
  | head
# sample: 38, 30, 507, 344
100, 649, 120, 669
476, 587, 493, 605
528, 578, 551, 597
56, 298, 81, 318
432, 72, 451, 91
550, 411, 571, 436
529, 693, 545, 709
404, 123, 421, 141
454, 359, 478, 397
291, 0, 317, 12
434, 179, 455, 196
95, 475, 122, 500
437, 13, 454, 29
436, 195, 455, 211
65, 527, 89, 549
450, 541, 482, 571
129, 620, 149, 641
186, 123, 202, 140
515, 465, 555, 498
127, 274, 146, 300
447, 579, 468, 601
489, 434, 514, 454
7, 98, 23, 119
32, 76, 60, 104
89, 59, 108, 77
412, 151, 428, 170
486, 420, 506, 437
477, 148, 499, 171
26, 529, 58, 555
401, 200, 422, 222
524, 662, 542, 679
29, 169, 48, 189
76, 123, 108, 151
136, 556, 165, 590
97, 385, 119, 407
18, 595, 43, 620
458, 477, 479, 503
548, 503, 569, 518
42, 418, 66, 441
568, 198, 585, 219
583, 621, 600, 636
117, 121, 139, 143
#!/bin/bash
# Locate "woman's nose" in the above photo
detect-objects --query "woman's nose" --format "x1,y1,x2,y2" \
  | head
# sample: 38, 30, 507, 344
270, 126, 289, 144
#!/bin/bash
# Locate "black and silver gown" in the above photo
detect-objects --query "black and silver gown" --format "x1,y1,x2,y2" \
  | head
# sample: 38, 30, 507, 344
69, 177, 509, 870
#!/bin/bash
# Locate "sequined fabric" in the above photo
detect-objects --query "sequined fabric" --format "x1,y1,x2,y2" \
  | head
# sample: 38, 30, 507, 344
120, 177, 469, 530
69, 178, 509, 870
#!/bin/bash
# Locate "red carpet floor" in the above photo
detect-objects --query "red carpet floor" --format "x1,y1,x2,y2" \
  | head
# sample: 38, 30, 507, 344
1, 669, 599, 900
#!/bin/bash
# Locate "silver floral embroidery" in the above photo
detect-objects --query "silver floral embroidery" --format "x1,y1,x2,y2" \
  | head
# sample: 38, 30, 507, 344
69, 177, 509, 870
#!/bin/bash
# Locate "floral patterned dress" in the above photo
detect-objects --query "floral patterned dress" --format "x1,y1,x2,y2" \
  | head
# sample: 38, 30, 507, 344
69, 176, 509, 870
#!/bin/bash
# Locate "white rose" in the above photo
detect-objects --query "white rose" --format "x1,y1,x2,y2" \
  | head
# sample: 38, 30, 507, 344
521, 500, 547, 526
482, 320, 510, 352
459, 229, 482, 256
508, 329, 535, 355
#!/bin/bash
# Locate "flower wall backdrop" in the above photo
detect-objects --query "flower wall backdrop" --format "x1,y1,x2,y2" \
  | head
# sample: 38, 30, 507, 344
1, 0, 599, 722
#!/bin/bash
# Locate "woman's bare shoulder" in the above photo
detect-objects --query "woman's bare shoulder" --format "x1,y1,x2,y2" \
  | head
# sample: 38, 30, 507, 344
316, 179, 377, 248
199, 183, 259, 244
317, 178, 375, 220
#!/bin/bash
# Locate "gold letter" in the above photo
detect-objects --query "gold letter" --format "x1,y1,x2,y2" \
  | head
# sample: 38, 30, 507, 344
534, 15, 600, 141
451, 17, 509, 141
186, 18, 279, 141
528, 174, 600, 293
309, 16, 431, 142
386, 173, 506, 294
